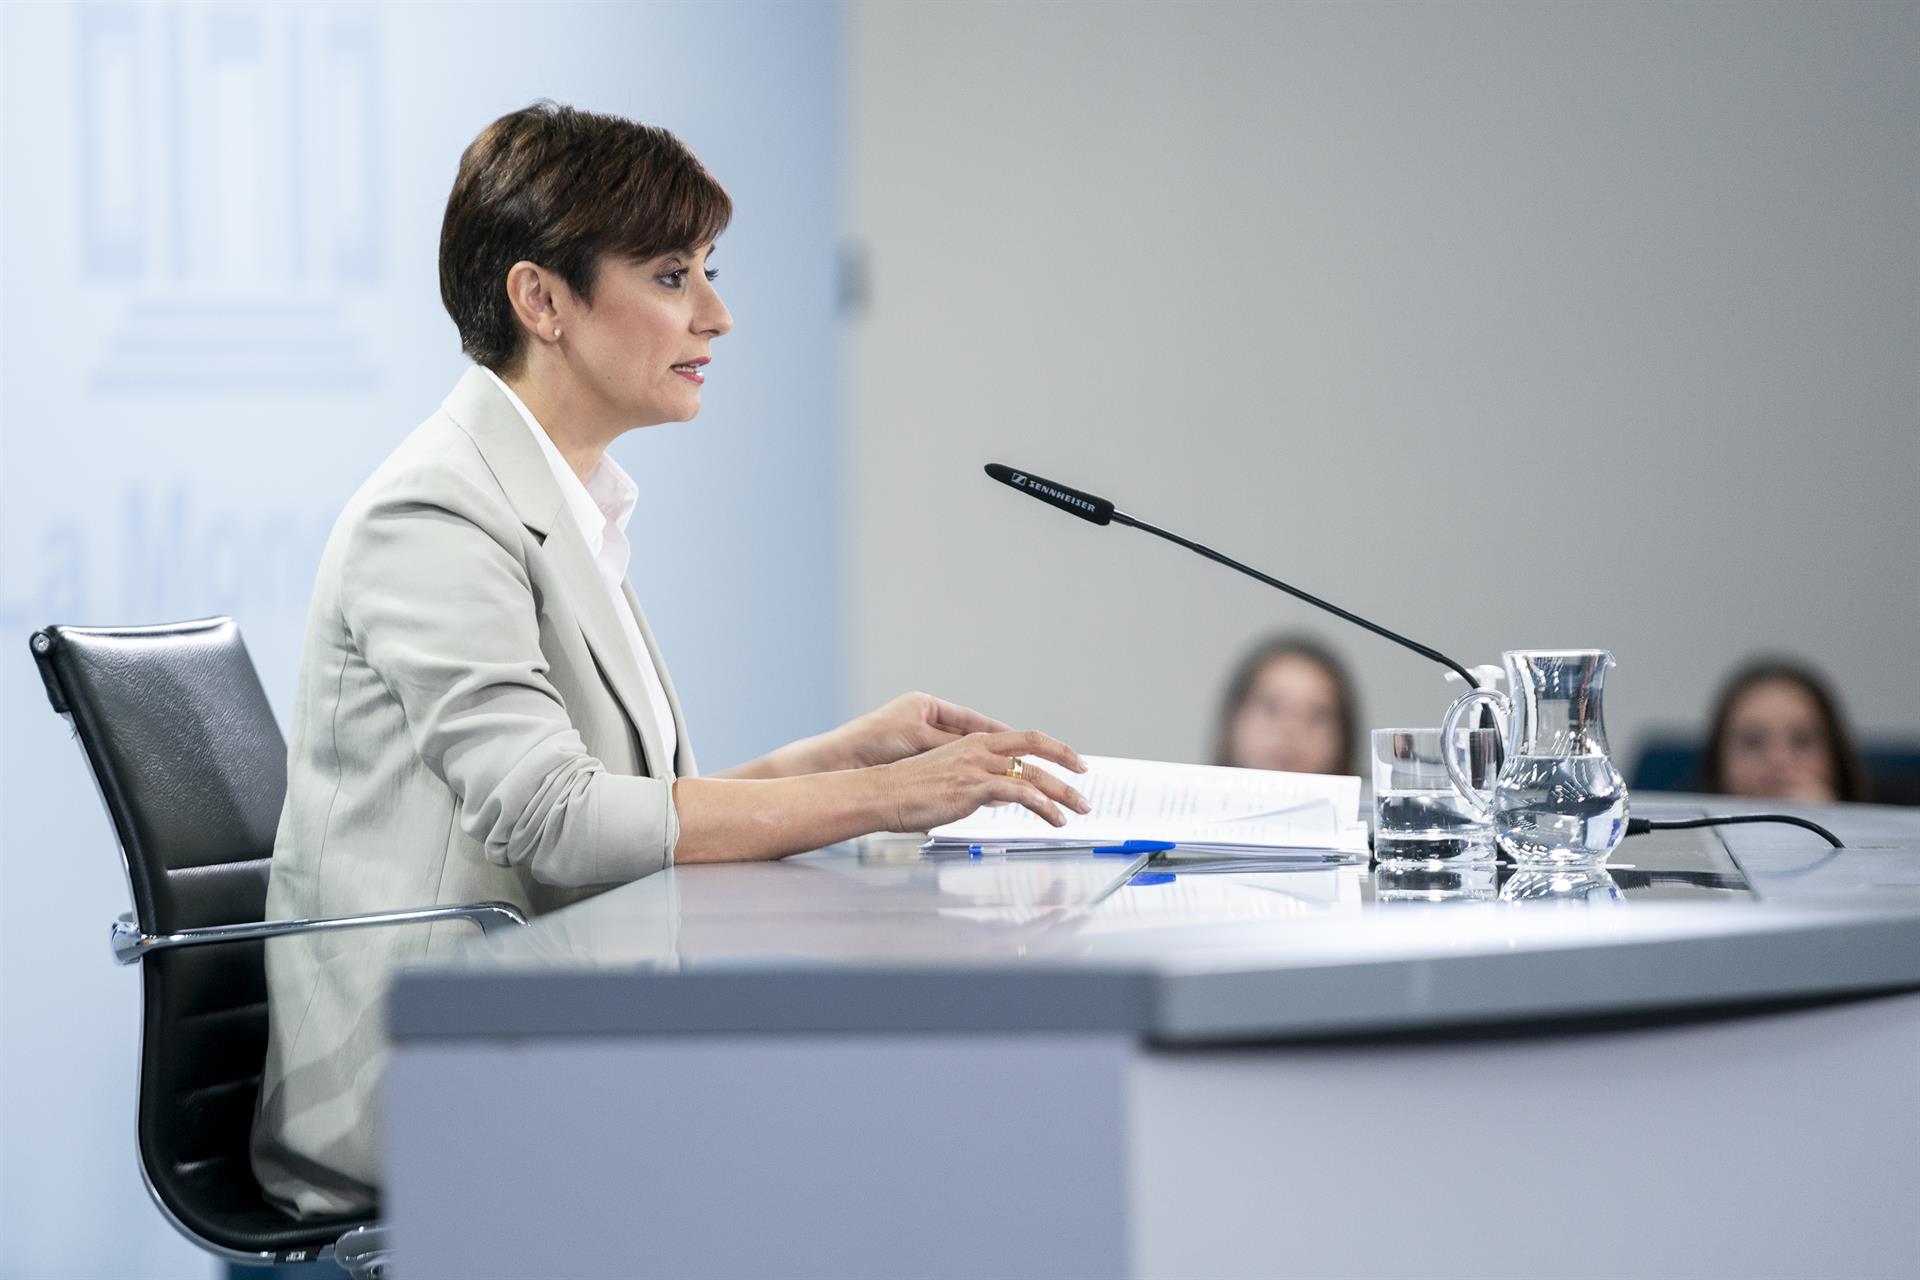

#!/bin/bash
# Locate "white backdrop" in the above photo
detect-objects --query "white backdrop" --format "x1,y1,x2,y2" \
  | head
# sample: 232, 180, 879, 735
5, 1, 1917, 1273
847, 0, 1920, 771
0, 2, 843, 1275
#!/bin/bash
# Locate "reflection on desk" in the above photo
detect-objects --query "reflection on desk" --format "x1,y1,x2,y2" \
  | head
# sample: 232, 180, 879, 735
412, 802, 1920, 1046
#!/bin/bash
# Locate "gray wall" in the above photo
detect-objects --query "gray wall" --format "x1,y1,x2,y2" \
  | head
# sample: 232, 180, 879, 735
0, 2, 842, 1274
847, 0, 1919, 771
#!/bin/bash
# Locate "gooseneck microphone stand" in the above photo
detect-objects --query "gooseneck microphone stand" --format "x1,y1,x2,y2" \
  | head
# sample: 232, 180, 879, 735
984, 462, 1483, 689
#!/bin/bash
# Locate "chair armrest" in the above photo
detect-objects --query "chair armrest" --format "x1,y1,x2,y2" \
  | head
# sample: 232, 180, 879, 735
331, 1222, 391, 1280
110, 901, 527, 966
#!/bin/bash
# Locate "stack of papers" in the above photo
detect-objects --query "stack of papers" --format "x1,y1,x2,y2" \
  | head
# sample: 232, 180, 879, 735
924, 755, 1367, 860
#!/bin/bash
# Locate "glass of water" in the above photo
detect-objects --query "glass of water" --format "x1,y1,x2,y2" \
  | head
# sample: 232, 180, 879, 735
1372, 727, 1499, 865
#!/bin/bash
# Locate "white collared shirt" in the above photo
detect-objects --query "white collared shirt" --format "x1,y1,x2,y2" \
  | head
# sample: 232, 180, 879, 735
483, 368, 679, 773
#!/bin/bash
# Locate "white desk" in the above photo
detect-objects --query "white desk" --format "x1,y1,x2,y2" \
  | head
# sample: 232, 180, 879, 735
385, 799, 1920, 1278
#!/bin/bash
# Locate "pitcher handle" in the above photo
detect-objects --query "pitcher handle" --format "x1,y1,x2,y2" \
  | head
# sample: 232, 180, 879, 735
1441, 690, 1509, 819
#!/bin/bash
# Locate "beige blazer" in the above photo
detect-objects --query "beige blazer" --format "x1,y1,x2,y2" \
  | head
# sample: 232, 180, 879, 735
251, 367, 695, 1217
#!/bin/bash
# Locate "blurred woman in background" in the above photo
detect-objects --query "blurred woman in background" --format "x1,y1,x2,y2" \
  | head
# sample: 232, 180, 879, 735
1213, 635, 1359, 776
1700, 659, 1869, 803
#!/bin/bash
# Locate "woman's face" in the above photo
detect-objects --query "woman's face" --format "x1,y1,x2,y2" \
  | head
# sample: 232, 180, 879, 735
567, 246, 732, 426
1227, 655, 1346, 774
1719, 679, 1837, 803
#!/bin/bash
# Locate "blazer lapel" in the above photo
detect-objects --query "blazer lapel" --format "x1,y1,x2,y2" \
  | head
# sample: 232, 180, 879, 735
623, 581, 697, 778
441, 367, 673, 777
545, 519, 673, 777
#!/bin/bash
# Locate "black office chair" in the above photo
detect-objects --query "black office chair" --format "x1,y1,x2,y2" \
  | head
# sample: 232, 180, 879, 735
30, 618, 525, 1279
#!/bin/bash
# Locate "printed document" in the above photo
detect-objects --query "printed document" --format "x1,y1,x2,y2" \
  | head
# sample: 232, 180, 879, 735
926, 755, 1365, 855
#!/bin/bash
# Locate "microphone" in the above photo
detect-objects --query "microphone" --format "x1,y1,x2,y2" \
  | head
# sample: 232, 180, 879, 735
983, 463, 1114, 526
984, 463, 1483, 690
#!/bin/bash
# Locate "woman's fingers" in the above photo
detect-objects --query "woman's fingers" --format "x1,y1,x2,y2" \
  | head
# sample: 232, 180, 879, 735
979, 729, 1087, 773
985, 778, 1066, 827
877, 726, 1093, 833
1000, 758, 1092, 814
914, 723, 965, 753
928, 696, 1012, 736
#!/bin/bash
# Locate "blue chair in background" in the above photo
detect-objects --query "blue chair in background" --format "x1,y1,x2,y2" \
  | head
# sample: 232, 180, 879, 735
1628, 736, 1920, 805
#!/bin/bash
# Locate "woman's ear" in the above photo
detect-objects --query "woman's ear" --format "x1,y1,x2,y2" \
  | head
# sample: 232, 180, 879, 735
505, 261, 566, 344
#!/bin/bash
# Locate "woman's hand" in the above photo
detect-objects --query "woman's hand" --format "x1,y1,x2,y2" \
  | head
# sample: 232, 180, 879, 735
874, 730, 1091, 832
715, 692, 1020, 782
822, 691, 1015, 770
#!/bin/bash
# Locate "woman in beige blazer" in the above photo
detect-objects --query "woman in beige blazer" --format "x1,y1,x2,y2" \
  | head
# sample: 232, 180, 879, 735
252, 102, 1089, 1217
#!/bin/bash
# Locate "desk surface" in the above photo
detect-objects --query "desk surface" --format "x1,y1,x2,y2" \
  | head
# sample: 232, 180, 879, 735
390, 796, 1920, 1045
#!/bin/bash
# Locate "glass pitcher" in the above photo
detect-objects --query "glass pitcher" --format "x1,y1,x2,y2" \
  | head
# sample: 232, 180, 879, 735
1440, 650, 1628, 866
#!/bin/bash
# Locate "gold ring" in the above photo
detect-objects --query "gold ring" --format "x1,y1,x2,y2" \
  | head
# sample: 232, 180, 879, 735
1005, 758, 1024, 781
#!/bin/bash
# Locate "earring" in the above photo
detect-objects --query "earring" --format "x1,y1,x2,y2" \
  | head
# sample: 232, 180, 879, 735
553, 327, 562, 339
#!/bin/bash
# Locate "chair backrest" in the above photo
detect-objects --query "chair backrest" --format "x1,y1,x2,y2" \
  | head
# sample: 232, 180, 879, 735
1627, 737, 1701, 792
34, 618, 285, 934
31, 618, 363, 1257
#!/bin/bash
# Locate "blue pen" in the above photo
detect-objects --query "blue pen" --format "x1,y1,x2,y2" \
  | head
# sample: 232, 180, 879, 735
964, 840, 1086, 854
1093, 839, 1177, 856
964, 839, 1175, 857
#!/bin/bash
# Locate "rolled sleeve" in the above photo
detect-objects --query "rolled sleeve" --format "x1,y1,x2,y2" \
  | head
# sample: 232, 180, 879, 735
340, 479, 675, 888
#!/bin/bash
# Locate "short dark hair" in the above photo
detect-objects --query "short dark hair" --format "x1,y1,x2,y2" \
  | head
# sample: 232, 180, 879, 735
439, 102, 732, 374
1698, 658, 1869, 802
1211, 634, 1360, 773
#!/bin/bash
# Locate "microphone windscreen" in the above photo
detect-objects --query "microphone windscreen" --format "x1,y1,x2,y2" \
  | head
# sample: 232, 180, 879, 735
984, 463, 1115, 526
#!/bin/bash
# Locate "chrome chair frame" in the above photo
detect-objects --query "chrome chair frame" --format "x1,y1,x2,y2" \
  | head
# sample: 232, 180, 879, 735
109, 902, 526, 967
105, 900, 524, 1279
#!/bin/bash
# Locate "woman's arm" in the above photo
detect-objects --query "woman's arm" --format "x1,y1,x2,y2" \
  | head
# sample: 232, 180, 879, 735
344, 473, 1085, 872
714, 692, 1013, 780
709, 735, 850, 781
675, 730, 1090, 862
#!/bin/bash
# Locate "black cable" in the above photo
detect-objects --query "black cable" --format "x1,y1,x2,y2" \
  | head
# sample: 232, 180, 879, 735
1113, 510, 1484, 689
1625, 814, 1844, 848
